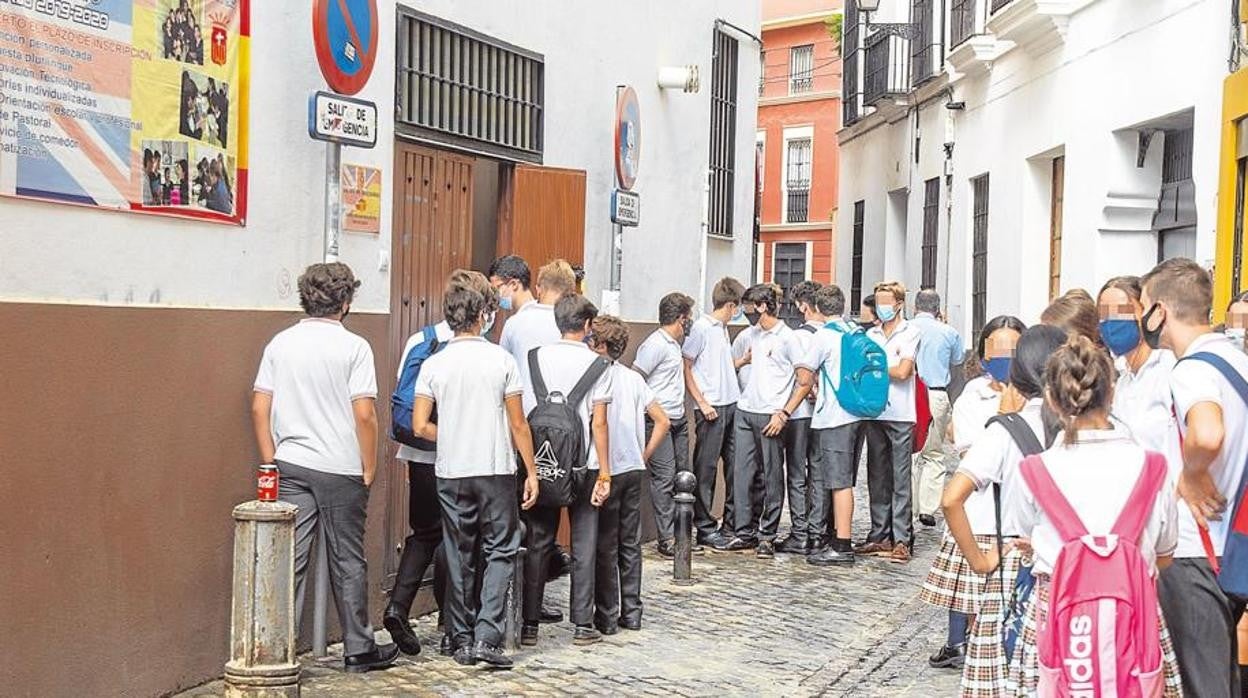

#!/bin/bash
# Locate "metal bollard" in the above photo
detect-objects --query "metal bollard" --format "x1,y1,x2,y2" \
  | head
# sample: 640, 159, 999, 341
505, 520, 527, 651
311, 525, 330, 659
225, 501, 300, 698
673, 471, 697, 586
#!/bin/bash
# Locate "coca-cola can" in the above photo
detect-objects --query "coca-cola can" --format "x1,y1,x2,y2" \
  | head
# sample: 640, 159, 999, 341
257, 464, 279, 502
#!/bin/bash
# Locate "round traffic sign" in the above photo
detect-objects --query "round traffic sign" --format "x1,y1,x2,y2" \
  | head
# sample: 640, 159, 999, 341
312, 0, 379, 96
614, 86, 641, 190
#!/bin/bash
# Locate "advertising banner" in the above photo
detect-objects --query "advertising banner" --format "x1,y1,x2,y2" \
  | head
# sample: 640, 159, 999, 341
341, 163, 379, 234
0, 0, 250, 225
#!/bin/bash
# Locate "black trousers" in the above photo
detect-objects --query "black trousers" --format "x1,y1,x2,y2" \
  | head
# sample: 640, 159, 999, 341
1158, 557, 1245, 698
732, 410, 787, 541
864, 420, 914, 546
389, 464, 448, 617
782, 418, 812, 544
437, 474, 521, 649
524, 474, 598, 626
693, 403, 737, 536
595, 470, 644, 628
646, 415, 690, 542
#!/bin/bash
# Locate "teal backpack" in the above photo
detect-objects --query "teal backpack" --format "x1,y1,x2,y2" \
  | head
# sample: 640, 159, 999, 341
818, 321, 889, 418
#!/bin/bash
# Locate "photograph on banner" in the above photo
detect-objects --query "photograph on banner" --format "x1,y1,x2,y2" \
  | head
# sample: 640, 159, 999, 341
159, 0, 206, 65
192, 144, 235, 215
140, 140, 190, 207
342, 164, 381, 234
179, 70, 231, 149
0, 1, 250, 225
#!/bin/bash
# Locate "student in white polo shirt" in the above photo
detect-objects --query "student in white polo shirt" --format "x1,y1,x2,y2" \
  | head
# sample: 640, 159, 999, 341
521, 294, 614, 647
634, 291, 695, 557
684, 277, 749, 548
858, 280, 921, 564
589, 314, 670, 634
776, 279, 823, 554
411, 271, 539, 669
1142, 258, 1248, 698
715, 284, 809, 559
251, 262, 398, 674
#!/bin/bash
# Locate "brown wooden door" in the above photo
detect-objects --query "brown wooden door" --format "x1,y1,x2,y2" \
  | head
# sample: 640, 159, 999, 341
1049, 156, 1065, 301
383, 142, 475, 586
498, 164, 587, 269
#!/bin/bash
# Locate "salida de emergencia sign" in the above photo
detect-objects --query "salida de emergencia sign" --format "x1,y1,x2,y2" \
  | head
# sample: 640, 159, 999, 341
308, 91, 376, 148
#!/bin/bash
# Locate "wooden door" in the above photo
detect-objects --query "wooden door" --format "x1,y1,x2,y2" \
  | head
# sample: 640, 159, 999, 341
497, 164, 587, 269
1049, 156, 1065, 300
383, 142, 475, 586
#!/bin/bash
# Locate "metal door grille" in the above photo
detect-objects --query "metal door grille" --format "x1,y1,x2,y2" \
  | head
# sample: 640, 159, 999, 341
921, 177, 939, 288
972, 174, 990, 335
851, 200, 865, 309
707, 28, 740, 238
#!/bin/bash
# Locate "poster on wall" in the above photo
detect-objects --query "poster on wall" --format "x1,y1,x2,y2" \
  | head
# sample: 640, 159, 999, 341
0, 0, 250, 225
341, 163, 379, 234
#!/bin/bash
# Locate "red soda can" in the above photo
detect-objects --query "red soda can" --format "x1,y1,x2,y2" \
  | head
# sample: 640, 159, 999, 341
257, 464, 279, 502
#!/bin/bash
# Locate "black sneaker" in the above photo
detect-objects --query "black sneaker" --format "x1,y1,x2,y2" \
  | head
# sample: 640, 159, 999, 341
344, 643, 400, 673
472, 641, 514, 669
919, 514, 938, 528
712, 535, 756, 552
520, 623, 539, 646
656, 539, 676, 558
698, 530, 730, 548
439, 634, 455, 657
382, 610, 421, 656
807, 545, 855, 567
573, 625, 602, 645
539, 605, 563, 624
619, 617, 642, 631
774, 535, 809, 554
595, 621, 619, 636
756, 540, 775, 559
928, 643, 966, 669
453, 645, 477, 666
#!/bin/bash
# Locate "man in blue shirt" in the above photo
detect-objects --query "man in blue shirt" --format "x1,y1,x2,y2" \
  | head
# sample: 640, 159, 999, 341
908, 289, 965, 528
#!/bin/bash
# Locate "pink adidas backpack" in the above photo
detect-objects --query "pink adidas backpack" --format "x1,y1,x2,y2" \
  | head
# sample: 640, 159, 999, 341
1019, 452, 1168, 698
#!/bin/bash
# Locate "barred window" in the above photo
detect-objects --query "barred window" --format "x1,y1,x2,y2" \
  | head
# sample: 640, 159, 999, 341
921, 177, 939, 288
789, 44, 814, 94
707, 29, 740, 238
972, 174, 990, 335
851, 200, 865, 309
396, 8, 544, 163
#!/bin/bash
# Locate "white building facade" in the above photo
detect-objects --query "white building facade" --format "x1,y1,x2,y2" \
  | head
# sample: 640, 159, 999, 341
836, 0, 1230, 336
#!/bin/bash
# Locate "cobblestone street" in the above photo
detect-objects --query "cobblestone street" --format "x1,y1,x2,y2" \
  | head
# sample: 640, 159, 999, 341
183, 487, 963, 697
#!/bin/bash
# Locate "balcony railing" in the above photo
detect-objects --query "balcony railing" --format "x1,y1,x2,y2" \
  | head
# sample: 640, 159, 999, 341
990, 0, 1013, 11
951, 0, 977, 47
786, 184, 810, 223
790, 74, 813, 94
863, 31, 911, 105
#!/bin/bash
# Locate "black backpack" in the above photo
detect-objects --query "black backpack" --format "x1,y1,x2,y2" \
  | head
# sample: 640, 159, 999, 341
527, 348, 610, 508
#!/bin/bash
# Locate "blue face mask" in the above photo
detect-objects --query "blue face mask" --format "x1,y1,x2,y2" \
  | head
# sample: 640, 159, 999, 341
877, 304, 898, 323
1099, 318, 1141, 357
981, 357, 1012, 384
499, 293, 513, 311
732, 307, 745, 322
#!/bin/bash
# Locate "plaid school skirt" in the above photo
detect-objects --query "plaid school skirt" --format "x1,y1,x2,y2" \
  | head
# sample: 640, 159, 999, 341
920, 534, 994, 615
1005, 579, 1183, 697
960, 546, 1028, 698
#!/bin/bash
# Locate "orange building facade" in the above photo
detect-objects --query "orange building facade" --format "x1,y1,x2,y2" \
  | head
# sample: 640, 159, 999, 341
757, 0, 842, 322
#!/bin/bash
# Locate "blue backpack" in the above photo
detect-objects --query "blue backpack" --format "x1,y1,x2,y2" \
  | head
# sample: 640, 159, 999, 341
1180, 351, 1248, 599
818, 320, 888, 418
390, 325, 443, 450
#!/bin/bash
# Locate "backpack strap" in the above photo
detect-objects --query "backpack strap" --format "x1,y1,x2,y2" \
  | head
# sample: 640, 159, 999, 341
424, 324, 441, 354
1110, 451, 1169, 542
986, 413, 1045, 457
568, 356, 611, 407
1019, 454, 1089, 542
528, 348, 550, 403
799, 324, 817, 334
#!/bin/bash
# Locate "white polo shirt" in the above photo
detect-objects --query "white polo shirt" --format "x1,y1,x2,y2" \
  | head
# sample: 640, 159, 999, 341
634, 328, 686, 420
1171, 333, 1248, 557
957, 397, 1045, 536
738, 320, 808, 416
413, 337, 523, 479
802, 319, 862, 431
396, 321, 455, 465
867, 319, 921, 423
253, 318, 378, 476
949, 376, 1006, 534
593, 362, 657, 475
790, 321, 821, 420
1013, 430, 1178, 576
527, 340, 614, 471
500, 301, 561, 415
683, 313, 740, 408
733, 325, 757, 392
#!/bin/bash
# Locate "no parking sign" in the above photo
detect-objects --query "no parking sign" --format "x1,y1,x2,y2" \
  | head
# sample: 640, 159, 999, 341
312, 0, 379, 95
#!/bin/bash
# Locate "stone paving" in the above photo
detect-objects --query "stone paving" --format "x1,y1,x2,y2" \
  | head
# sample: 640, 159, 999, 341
182, 488, 964, 697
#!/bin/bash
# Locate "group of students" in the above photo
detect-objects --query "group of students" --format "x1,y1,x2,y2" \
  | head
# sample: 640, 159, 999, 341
916, 257, 1248, 697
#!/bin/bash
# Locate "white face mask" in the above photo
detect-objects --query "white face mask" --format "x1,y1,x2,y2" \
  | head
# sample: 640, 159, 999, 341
481, 312, 496, 336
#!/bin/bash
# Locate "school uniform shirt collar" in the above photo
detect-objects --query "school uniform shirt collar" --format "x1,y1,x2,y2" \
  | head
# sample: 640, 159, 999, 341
556, 339, 589, 349
658, 328, 680, 346
702, 312, 723, 328
299, 317, 343, 326
970, 377, 1000, 400
518, 301, 553, 315
448, 335, 488, 345
760, 319, 788, 336
1116, 347, 1163, 379
434, 321, 454, 342
868, 318, 913, 343
1182, 332, 1233, 358
1069, 427, 1132, 445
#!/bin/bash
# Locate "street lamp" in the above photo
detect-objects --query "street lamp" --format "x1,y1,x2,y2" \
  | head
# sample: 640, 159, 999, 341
854, 0, 918, 39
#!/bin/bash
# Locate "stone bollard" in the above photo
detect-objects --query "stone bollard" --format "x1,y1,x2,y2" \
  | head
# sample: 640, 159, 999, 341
505, 520, 527, 651
673, 471, 697, 586
225, 501, 300, 698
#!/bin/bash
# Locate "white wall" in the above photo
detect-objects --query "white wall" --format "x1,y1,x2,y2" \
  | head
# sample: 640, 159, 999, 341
837, 0, 1226, 336
0, 1, 760, 322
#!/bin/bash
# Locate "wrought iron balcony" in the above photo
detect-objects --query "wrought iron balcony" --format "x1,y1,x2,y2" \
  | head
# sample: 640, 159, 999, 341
990, 0, 1013, 11
786, 184, 810, 223
863, 31, 911, 105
